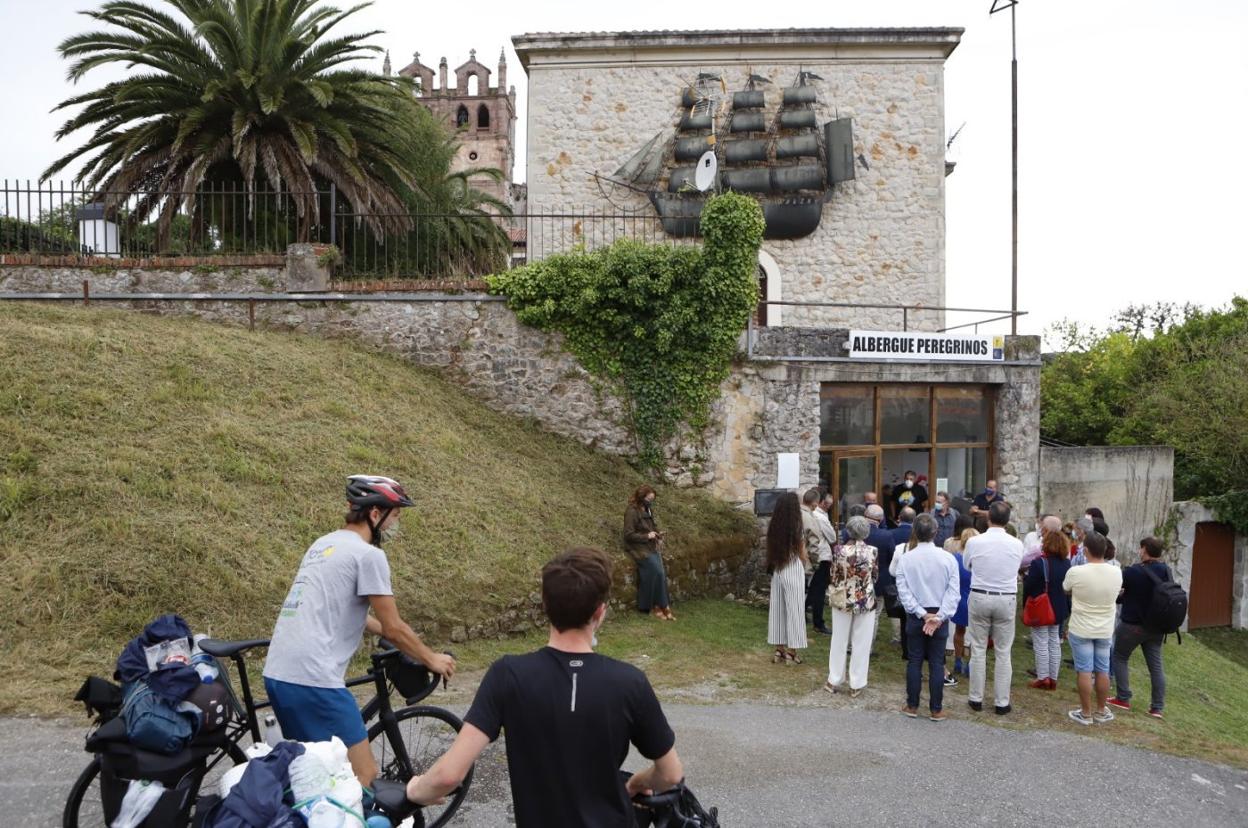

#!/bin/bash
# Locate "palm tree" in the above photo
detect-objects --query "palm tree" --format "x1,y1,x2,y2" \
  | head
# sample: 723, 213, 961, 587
43, 0, 443, 241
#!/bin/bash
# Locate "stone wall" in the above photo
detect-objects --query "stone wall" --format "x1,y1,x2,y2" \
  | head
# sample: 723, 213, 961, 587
1168, 502, 1247, 631
516, 29, 960, 330
1038, 446, 1175, 556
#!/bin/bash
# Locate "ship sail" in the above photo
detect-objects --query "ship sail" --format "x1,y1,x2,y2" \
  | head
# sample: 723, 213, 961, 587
612, 69, 854, 240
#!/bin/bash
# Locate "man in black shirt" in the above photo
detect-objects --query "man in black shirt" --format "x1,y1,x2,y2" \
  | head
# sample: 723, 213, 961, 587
892, 470, 928, 516
404, 547, 684, 826
969, 479, 1005, 518
1107, 536, 1172, 719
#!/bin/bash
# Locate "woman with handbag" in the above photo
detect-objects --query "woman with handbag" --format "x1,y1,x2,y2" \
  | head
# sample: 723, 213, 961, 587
623, 485, 674, 621
1022, 530, 1072, 690
824, 516, 879, 696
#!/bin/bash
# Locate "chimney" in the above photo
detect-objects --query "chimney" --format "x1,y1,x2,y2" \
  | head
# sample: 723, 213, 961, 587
497, 48, 507, 92
439, 56, 448, 93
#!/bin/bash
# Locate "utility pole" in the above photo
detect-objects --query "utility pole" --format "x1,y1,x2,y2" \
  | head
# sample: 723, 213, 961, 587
990, 1, 1019, 335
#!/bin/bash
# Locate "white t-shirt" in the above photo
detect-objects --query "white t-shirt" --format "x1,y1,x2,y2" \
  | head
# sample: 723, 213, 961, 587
264, 529, 393, 688
1063, 561, 1123, 640
962, 527, 1024, 593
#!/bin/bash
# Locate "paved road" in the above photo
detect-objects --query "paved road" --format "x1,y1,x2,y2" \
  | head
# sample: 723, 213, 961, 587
8, 705, 1248, 827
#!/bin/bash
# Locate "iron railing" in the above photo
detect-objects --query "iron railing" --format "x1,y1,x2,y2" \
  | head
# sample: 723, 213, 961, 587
0, 180, 692, 279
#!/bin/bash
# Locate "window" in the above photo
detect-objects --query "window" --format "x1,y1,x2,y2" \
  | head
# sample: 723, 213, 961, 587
818, 384, 995, 522
477, 104, 490, 129
456, 105, 469, 128
467, 74, 479, 96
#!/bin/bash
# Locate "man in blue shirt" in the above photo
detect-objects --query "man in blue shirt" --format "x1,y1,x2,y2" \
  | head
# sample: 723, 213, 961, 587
895, 513, 962, 721
931, 491, 959, 548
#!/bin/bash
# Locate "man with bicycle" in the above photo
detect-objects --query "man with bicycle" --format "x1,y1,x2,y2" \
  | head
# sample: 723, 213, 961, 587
403, 546, 685, 826
262, 475, 456, 786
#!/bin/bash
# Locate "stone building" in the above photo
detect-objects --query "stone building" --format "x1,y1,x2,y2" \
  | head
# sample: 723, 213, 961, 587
513, 28, 1043, 526
387, 48, 518, 206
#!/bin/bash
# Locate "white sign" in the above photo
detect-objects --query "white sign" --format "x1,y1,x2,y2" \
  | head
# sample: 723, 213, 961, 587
846, 331, 1005, 362
776, 453, 800, 489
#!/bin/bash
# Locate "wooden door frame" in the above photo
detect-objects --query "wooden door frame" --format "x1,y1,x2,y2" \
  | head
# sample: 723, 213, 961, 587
827, 448, 878, 526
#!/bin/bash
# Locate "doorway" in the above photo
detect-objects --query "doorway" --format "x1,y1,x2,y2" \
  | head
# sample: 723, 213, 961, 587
1189, 521, 1235, 628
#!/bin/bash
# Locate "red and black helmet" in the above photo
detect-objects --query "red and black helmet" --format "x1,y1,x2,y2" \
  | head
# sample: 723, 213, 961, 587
346, 475, 414, 509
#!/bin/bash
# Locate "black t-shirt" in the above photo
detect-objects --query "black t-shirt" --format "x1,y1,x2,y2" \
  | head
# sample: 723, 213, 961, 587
1119, 560, 1172, 625
464, 647, 676, 828
972, 491, 1005, 512
892, 483, 927, 515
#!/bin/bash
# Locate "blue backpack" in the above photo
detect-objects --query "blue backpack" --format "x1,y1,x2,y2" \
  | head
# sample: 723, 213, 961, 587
121, 680, 195, 755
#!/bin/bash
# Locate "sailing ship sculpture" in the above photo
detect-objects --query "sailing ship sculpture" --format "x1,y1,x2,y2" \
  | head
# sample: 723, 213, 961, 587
600, 70, 855, 239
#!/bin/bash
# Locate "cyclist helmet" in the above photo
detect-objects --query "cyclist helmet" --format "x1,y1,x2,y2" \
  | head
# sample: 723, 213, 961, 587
346, 475, 413, 547
346, 474, 414, 509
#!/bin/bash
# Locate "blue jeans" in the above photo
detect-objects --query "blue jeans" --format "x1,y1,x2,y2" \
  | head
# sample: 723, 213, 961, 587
906, 613, 949, 712
1067, 632, 1111, 674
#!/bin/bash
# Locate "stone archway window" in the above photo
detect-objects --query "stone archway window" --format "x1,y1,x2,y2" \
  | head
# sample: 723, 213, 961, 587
756, 249, 783, 327
477, 104, 490, 129
467, 74, 480, 96
456, 105, 469, 128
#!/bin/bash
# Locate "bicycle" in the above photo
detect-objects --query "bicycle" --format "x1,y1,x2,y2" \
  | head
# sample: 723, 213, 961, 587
64, 637, 472, 828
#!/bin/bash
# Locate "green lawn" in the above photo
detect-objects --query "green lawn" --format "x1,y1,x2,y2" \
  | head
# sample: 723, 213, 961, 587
0, 302, 752, 714
445, 599, 1248, 768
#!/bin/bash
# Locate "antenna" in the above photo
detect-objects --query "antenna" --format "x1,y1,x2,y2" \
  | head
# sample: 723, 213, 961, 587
694, 150, 718, 192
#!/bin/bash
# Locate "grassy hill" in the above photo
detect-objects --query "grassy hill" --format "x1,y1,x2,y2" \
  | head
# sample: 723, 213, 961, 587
0, 302, 753, 714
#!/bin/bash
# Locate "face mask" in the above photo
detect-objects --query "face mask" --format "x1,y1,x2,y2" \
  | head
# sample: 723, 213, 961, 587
904, 480, 914, 489
935, 502, 944, 511
985, 488, 995, 496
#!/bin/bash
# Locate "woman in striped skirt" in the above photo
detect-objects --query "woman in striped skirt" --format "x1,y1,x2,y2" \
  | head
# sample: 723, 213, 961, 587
767, 492, 810, 663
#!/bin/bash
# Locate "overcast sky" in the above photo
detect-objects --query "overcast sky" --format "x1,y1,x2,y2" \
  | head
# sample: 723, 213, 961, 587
2, 0, 1245, 339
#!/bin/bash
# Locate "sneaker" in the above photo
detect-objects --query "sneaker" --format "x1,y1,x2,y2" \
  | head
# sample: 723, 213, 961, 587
1094, 707, 1115, 723
1106, 697, 1131, 711
1068, 709, 1094, 726
968, 700, 983, 712
994, 704, 1012, 716
944, 673, 959, 687
930, 710, 947, 722
901, 705, 918, 718
1148, 708, 1165, 720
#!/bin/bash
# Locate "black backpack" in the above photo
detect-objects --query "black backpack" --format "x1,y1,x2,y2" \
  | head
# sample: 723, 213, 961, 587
1141, 563, 1187, 637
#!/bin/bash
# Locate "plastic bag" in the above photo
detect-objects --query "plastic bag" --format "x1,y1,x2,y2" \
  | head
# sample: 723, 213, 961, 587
111, 779, 165, 828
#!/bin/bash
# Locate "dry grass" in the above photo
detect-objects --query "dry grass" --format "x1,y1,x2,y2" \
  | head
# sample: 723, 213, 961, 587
0, 302, 752, 715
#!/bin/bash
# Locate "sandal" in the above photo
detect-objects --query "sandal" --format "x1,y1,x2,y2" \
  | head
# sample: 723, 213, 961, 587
772, 648, 787, 664
785, 649, 803, 665
662, 608, 676, 621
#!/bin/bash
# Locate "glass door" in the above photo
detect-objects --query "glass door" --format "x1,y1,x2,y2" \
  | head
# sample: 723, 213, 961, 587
827, 450, 877, 526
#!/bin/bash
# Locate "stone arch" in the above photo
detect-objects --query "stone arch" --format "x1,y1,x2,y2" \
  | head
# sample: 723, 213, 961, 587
467, 73, 480, 96
757, 249, 783, 326
477, 103, 490, 130
456, 105, 469, 128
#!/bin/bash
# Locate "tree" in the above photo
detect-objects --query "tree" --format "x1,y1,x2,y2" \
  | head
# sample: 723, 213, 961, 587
43, 0, 448, 241
1041, 297, 1248, 503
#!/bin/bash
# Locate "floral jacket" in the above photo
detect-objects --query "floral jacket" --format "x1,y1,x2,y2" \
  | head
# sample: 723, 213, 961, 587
828, 540, 879, 614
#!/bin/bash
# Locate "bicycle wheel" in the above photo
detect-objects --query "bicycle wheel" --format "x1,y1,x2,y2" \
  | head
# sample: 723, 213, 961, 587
63, 758, 105, 828
368, 706, 473, 828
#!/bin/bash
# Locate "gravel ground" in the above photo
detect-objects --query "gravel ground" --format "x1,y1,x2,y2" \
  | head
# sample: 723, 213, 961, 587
7, 703, 1248, 827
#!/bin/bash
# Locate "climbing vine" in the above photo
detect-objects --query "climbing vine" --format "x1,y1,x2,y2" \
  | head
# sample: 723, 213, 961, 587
1200, 490, 1248, 537
487, 193, 764, 469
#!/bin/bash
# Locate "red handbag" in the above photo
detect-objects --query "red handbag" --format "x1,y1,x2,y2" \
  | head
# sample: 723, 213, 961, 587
1022, 557, 1057, 627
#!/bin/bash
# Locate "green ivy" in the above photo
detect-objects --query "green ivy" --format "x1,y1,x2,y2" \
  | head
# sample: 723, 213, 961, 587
1200, 490, 1248, 537
487, 193, 764, 469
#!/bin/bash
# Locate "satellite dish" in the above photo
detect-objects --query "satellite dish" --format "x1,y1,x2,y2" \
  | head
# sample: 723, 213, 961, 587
694, 150, 718, 192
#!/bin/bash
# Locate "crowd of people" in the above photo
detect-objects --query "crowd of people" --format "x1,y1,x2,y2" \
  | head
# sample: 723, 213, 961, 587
761, 484, 1178, 725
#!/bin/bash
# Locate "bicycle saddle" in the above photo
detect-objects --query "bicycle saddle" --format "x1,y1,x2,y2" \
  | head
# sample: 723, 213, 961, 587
198, 638, 270, 658
371, 779, 424, 826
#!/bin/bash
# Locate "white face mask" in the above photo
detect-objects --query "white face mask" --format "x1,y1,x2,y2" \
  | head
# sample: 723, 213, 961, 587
904, 480, 914, 489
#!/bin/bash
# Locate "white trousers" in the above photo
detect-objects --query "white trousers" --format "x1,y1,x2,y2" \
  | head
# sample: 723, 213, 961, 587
828, 607, 877, 690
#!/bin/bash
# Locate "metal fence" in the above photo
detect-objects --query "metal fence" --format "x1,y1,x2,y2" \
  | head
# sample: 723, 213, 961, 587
0, 180, 691, 279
